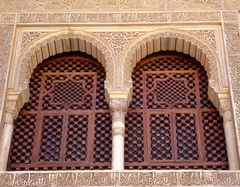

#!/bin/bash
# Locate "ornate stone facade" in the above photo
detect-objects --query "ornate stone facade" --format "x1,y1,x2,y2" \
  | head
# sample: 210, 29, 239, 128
0, 1, 239, 186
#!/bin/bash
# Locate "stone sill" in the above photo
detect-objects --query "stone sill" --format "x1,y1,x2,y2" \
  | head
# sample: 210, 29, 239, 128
0, 170, 240, 187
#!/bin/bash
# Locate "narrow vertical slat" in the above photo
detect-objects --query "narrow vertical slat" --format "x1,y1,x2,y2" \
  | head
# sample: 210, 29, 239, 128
189, 44, 197, 57
42, 45, 49, 59
160, 37, 168, 51
86, 41, 92, 55
70, 38, 79, 51
169, 38, 176, 51
176, 38, 184, 52
92, 45, 97, 59
55, 40, 64, 54
153, 38, 161, 52
147, 41, 154, 55
79, 39, 86, 52
63, 38, 71, 52
36, 50, 43, 64
48, 42, 56, 56
183, 40, 190, 54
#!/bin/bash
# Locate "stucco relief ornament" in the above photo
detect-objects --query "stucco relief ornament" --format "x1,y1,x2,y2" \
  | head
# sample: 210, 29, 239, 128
32, 0, 76, 6
123, 30, 221, 95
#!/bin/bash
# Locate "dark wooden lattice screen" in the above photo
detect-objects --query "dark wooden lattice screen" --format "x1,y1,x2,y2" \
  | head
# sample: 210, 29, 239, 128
8, 53, 112, 170
125, 52, 228, 170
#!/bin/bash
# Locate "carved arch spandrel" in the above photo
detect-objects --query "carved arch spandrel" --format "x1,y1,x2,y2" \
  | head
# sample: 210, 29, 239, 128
122, 29, 226, 111
13, 30, 115, 95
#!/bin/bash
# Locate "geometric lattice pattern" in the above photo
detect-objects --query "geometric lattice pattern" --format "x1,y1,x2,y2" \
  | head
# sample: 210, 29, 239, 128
39, 115, 63, 162
66, 115, 88, 162
150, 113, 172, 161
175, 113, 199, 161
125, 52, 228, 170
8, 52, 112, 171
154, 77, 188, 103
124, 112, 144, 163
202, 111, 228, 162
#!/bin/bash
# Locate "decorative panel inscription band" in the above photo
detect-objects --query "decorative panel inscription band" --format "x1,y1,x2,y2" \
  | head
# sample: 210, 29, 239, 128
0, 171, 240, 186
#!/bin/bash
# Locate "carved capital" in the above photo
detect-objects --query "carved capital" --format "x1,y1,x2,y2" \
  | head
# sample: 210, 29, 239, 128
5, 101, 17, 124
110, 98, 128, 123
219, 99, 232, 114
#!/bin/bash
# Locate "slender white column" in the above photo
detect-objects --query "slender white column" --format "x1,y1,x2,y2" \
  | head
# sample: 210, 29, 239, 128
222, 110, 240, 170
0, 112, 14, 171
110, 98, 128, 170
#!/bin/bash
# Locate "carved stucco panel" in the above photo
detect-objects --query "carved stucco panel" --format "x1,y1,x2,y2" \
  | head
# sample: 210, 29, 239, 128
93, 32, 145, 89
21, 31, 50, 52
0, 171, 240, 186
18, 31, 115, 93
1, 0, 239, 12
122, 29, 221, 95
0, 25, 14, 123
189, 29, 217, 49
222, 11, 240, 155
15, 12, 222, 24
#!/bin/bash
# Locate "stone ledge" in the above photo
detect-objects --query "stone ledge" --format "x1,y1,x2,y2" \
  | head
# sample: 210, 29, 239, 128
0, 170, 240, 186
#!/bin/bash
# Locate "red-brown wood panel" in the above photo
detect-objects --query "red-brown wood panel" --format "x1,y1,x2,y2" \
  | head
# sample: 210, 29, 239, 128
125, 52, 228, 170
7, 53, 112, 171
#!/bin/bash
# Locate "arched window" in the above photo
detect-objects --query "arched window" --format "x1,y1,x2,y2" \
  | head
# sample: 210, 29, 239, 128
125, 52, 228, 170
8, 52, 112, 170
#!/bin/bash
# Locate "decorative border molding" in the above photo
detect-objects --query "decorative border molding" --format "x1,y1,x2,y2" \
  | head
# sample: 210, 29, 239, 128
0, 24, 14, 123
0, 171, 240, 186
0, 0, 240, 12
222, 11, 240, 156
0, 12, 222, 24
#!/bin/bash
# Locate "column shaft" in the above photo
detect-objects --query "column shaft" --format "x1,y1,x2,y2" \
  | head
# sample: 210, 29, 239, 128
0, 121, 13, 170
223, 111, 240, 170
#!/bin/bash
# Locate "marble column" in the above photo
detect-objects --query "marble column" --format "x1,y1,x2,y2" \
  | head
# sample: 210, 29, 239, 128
222, 110, 240, 170
0, 101, 16, 171
110, 98, 128, 170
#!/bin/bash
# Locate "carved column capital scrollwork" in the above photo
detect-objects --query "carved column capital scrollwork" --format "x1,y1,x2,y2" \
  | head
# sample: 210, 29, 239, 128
5, 101, 17, 124
110, 98, 129, 123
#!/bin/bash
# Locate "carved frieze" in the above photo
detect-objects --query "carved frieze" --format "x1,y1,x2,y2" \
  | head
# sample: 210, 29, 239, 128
0, 171, 240, 186
0, 0, 239, 12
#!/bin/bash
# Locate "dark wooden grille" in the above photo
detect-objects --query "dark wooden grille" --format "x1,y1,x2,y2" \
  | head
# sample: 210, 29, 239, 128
8, 53, 112, 170
125, 52, 228, 170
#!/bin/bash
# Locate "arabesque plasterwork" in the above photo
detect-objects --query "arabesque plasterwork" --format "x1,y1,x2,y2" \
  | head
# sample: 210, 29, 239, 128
0, 171, 240, 186
0, 0, 240, 12
18, 31, 115, 92
0, 0, 239, 184
122, 29, 221, 94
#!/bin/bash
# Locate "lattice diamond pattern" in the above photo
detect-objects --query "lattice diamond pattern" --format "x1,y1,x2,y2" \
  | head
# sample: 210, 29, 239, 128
202, 111, 228, 162
66, 115, 88, 162
150, 113, 172, 160
9, 114, 36, 164
39, 115, 63, 162
154, 78, 188, 103
52, 80, 85, 105
175, 113, 199, 160
125, 112, 144, 163
125, 52, 228, 170
94, 113, 112, 163
8, 53, 112, 170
